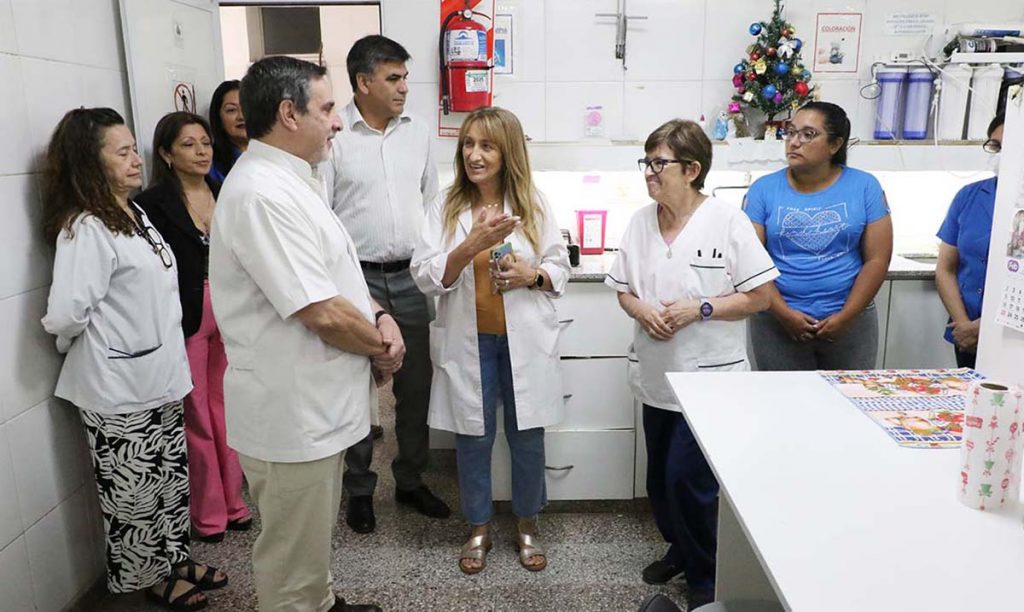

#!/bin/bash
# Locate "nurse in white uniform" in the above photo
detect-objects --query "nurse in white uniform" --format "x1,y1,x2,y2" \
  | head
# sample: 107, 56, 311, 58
412, 107, 569, 575
605, 119, 778, 607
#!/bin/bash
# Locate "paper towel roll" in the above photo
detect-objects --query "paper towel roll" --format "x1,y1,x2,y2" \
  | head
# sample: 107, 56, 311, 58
959, 381, 1024, 510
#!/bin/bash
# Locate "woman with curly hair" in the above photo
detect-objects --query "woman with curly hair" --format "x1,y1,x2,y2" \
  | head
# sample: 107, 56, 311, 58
40, 107, 228, 611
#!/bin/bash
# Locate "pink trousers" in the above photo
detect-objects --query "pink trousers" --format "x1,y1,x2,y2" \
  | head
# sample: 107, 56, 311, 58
184, 281, 250, 536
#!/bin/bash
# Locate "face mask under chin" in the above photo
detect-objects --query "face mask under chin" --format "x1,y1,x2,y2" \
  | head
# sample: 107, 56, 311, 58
987, 153, 1001, 176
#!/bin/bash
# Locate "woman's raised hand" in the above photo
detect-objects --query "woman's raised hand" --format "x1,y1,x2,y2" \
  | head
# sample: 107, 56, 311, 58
466, 208, 519, 255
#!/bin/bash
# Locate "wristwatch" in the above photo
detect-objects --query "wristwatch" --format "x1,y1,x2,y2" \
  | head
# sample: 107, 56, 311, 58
534, 271, 544, 289
698, 298, 714, 321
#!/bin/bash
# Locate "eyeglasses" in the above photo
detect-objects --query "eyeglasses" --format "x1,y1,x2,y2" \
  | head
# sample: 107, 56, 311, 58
983, 139, 1001, 154
783, 127, 825, 144
638, 158, 690, 174
135, 224, 173, 269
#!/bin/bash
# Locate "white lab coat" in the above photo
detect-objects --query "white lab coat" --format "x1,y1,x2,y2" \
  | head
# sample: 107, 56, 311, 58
411, 193, 570, 436
606, 199, 779, 412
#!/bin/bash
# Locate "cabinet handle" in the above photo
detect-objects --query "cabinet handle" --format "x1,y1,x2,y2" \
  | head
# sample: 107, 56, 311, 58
558, 318, 575, 326
545, 464, 575, 471
562, 393, 573, 401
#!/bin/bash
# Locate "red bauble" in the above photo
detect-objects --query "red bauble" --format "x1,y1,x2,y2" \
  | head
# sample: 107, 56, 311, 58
746, 72, 757, 81
750, 51, 761, 61
766, 47, 777, 57
794, 81, 810, 97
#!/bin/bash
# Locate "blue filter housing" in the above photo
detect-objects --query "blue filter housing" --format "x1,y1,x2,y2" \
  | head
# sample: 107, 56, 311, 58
874, 66, 909, 140
902, 68, 934, 140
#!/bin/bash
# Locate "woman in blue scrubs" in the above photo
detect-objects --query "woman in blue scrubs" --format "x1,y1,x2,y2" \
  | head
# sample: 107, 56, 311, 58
936, 114, 1004, 368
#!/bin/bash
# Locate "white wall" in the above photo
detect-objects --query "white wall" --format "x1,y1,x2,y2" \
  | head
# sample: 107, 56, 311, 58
0, 0, 128, 609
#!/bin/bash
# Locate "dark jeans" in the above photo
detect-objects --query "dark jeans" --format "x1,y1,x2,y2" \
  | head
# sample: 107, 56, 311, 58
954, 346, 977, 369
643, 405, 718, 592
343, 267, 433, 495
749, 304, 879, 371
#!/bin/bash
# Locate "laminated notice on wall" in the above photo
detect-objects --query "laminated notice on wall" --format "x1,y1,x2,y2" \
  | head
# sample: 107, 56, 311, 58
494, 13, 513, 74
465, 70, 490, 93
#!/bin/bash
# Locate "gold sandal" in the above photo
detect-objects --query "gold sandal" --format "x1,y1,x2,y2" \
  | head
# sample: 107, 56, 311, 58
458, 533, 492, 575
514, 532, 547, 572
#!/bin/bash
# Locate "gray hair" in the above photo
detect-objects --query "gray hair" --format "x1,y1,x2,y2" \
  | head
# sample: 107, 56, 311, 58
240, 56, 327, 139
346, 35, 411, 91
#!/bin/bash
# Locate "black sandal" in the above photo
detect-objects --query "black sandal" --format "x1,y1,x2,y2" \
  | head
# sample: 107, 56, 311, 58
146, 577, 208, 611
227, 517, 252, 531
173, 560, 228, 591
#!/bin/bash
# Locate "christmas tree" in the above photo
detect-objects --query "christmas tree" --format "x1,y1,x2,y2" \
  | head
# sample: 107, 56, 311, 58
731, 0, 814, 127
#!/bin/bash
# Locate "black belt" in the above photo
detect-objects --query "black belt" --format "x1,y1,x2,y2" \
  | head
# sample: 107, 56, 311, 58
359, 259, 411, 273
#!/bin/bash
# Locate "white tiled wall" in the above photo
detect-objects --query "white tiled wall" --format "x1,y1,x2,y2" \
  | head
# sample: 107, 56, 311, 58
383, 0, 1024, 146
1, 0, 129, 609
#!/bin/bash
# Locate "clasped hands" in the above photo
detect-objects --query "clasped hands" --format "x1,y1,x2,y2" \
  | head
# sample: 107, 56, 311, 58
371, 314, 405, 386
779, 306, 851, 343
634, 299, 701, 341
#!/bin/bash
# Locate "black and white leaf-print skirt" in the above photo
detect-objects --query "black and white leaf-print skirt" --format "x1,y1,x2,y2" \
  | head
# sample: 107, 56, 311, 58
80, 401, 191, 593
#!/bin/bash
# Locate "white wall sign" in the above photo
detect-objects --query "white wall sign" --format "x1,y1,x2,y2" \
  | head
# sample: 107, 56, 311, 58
494, 13, 513, 75
883, 12, 937, 36
813, 12, 862, 74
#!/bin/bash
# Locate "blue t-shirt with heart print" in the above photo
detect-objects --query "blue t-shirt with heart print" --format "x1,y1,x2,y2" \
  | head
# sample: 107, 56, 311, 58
744, 166, 889, 320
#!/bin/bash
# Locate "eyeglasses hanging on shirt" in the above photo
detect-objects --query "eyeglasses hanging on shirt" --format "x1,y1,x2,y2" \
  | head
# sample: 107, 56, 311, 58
127, 202, 173, 269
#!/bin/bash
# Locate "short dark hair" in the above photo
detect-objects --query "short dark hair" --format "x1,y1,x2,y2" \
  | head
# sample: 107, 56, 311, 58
988, 113, 1005, 138
240, 56, 327, 139
209, 80, 242, 176
797, 101, 851, 166
346, 35, 411, 91
150, 111, 212, 191
644, 119, 713, 191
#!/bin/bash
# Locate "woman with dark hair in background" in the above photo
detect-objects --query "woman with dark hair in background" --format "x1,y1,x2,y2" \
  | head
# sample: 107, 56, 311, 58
41, 107, 227, 611
744, 101, 893, 370
136, 111, 251, 544
935, 114, 1005, 368
208, 80, 248, 182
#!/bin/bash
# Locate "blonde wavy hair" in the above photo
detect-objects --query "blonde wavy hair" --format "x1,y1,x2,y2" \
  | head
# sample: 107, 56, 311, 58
442, 106, 544, 254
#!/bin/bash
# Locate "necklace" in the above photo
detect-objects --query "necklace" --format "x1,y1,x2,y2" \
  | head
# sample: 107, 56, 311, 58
481, 201, 502, 209
184, 188, 214, 235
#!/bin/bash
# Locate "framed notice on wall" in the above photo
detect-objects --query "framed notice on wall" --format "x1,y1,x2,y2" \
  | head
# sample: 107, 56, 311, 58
813, 12, 863, 74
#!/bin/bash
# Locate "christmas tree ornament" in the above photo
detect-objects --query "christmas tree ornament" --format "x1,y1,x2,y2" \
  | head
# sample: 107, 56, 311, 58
793, 38, 802, 52
762, 84, 777, 99
794, 81, 810, 97
749, 22, 762, 35
777, 37, 796, 59
750, 50, 761, 61
775, 62, 790, 75
772, 92, 784, 104
766, 47, 777, 57
791, 63, 803, 75
791, 100, 801, 110
728, 101, 742, 113
734, 63, 746, 74
754, 58, 768, 75
733, 74, 745, 88
801, 69, 811, 80
746, 71, 757, 81
743, 91, 754, 102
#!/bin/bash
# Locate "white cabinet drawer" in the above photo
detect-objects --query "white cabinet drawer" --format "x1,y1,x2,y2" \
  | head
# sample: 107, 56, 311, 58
554, 358, 633, 431
557, 283, 633, 357
491, 430, 635, 501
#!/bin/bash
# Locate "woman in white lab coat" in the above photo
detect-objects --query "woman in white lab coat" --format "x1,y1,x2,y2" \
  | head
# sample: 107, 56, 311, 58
606, 119, 778, 607
40, 108, 226, 612
411, 107, 569, 575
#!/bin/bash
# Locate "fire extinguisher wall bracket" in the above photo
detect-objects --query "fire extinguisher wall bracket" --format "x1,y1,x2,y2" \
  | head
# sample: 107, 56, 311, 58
439, 8, 493, 116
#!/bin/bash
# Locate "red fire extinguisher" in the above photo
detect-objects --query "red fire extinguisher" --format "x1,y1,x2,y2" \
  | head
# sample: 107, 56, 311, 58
440, 5, 492, 115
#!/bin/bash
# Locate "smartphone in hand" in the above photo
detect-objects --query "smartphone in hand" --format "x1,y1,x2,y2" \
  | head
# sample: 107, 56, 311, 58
489, 242, 514, 294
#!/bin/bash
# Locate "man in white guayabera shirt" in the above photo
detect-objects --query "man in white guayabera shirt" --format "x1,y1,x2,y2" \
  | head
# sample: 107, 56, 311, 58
210, 55, 402, 612
320, 35, 450, 535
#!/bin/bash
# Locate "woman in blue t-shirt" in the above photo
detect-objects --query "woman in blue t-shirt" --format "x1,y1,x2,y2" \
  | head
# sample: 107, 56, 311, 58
935, 114, 1004, 369
744, 102, 893, 370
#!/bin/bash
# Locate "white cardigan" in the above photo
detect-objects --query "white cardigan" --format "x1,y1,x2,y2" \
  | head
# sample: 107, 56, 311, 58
41, 211, 192, 414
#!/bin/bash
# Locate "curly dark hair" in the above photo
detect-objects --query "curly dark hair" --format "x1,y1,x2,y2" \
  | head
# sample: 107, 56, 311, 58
209, 80, 241, 177
41, 108, 135, 244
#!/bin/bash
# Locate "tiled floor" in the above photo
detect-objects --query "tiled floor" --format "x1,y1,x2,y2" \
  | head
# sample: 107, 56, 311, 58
91, 389, 696, 611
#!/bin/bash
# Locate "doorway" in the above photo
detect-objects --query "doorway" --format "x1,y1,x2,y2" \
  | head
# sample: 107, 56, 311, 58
219, 2, 381, 108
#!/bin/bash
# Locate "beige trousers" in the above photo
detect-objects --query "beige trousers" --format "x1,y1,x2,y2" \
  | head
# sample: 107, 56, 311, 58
239, 451, 346, 612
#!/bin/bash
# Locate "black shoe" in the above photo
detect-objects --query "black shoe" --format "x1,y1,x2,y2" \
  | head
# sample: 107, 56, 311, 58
687, 587, 715, 609
345, 496, 376, 534
194, 531, 225, 544
642, 558, 683, 585
329, 595, 382, 612
395, 485, 451, 519
370, 425, 384, 440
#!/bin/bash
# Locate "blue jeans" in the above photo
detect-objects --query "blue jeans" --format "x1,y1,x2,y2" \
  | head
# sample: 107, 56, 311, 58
644, 404, 719, 592
455, 334, 546, 525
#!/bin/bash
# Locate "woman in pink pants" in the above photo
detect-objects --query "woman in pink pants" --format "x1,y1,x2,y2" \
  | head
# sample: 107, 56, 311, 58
137, 112, 251, 542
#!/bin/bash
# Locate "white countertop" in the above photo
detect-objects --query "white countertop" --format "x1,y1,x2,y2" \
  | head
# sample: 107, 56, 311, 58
668, 371, 1024, 612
